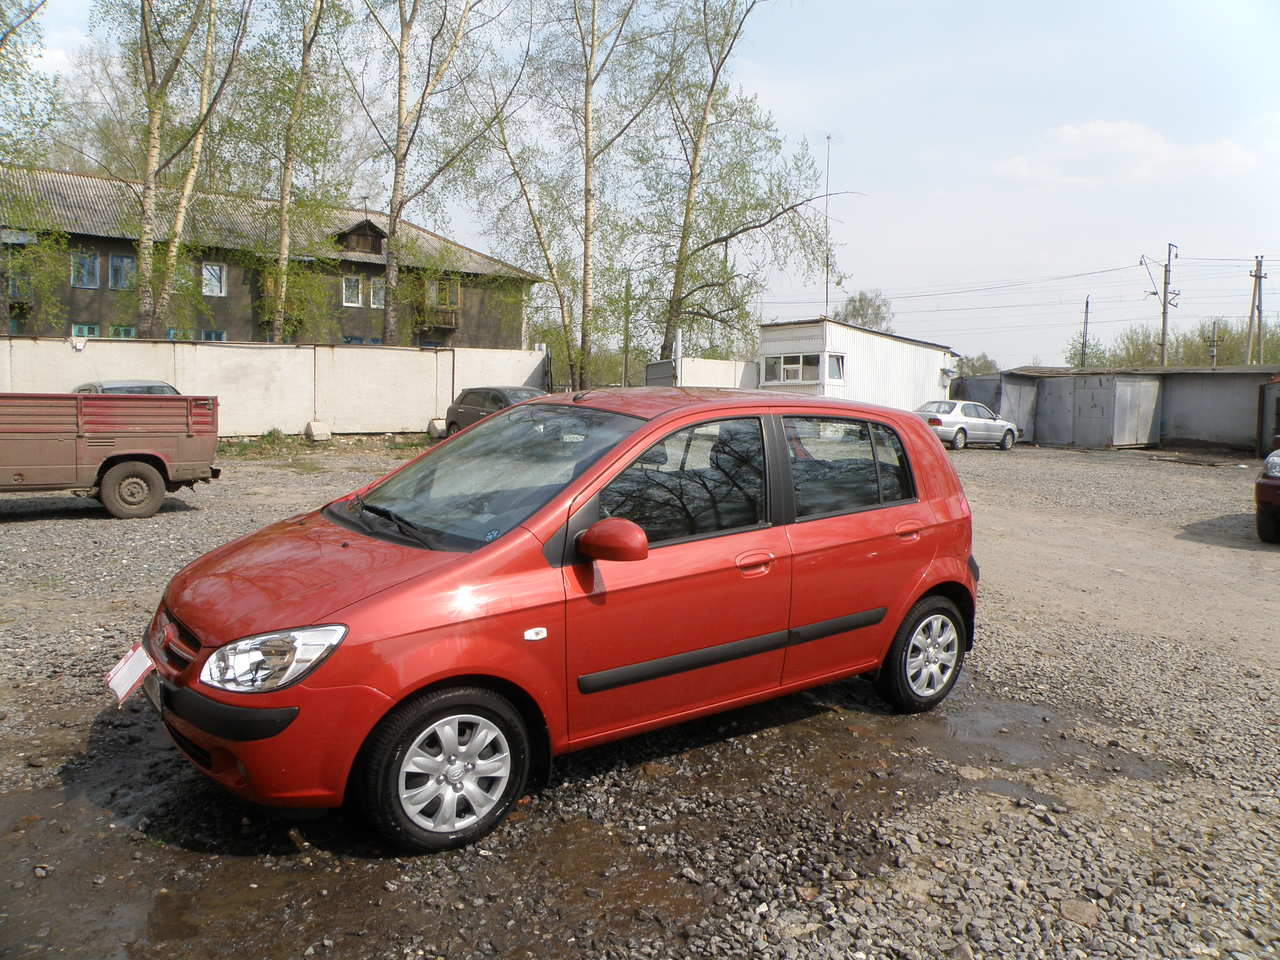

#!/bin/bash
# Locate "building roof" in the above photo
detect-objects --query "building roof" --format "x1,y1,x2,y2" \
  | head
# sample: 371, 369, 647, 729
1003, 364, 1280, 378
0, 166, 540, 282
760, 316, 955, 354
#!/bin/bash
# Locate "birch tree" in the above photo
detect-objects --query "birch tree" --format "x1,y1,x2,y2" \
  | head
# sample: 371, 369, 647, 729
0, 0, 56, 164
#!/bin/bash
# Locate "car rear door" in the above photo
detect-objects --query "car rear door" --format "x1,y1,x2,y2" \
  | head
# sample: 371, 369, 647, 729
961, 403, 994, 442
563, 414, 793, 743
778, 412, 939, 684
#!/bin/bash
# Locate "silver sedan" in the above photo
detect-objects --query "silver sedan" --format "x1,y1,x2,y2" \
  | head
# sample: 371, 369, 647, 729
916, 400, 1019, 451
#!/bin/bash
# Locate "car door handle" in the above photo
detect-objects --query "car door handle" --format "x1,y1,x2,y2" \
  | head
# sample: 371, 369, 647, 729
735, 551, 775, 576
895, 522, 923, 540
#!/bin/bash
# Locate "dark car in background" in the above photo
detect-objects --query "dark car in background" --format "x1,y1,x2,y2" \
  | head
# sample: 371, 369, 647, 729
445, 386, 546, 435
1257, 450, 1280, 543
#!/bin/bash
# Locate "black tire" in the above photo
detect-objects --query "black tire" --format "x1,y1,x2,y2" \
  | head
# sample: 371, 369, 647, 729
999, 430, 1015, 451
446, 422, 460, 436
875, 596, 967, 714
950, 429, 967, 451
1258, 507, 1280, 544
99, 461, 166, 519
359, 686, 529, 852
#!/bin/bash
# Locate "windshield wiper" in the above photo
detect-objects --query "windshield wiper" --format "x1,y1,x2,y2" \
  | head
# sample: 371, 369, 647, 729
351, 497, 437, 549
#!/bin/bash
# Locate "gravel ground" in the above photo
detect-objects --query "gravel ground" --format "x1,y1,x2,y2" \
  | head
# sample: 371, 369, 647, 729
0, 441, 1276, 960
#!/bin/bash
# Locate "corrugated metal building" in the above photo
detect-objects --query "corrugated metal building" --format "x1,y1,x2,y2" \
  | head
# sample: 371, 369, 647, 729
757, 318, 957, 411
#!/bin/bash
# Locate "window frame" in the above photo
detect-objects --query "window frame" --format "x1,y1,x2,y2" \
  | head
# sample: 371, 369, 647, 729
109, 325, 136, 339
70, 251, 99, 289
201, 262, 227, 297
108, 254, 136, 290
761, 353, 822, 384
342, 274, 363, 307
72, 323, 100, 338
780, 414, 919, 524
370, 276, 386, 309
596, 414, 773, 550
827, 354, 845, 381
201, 329, 227, 342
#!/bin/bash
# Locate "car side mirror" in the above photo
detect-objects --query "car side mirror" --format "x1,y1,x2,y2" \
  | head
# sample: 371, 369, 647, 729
577, 517, 648, 562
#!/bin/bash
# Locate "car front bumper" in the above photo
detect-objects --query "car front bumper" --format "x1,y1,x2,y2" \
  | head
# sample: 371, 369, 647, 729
146, 673, 392, 807
1257, 477, 1280, 509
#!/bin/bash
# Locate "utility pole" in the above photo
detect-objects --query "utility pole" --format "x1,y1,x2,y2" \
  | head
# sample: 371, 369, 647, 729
1079, 295, 1090, 368
1159, 243, 1178, 367
621, 273, 632, 387
1246, 260, 1261, 365
1251, 256, 1267, 364
1204, 319, 1219, 370
823, 133, 831, 318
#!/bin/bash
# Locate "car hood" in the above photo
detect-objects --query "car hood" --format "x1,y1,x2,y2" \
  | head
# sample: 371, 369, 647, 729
164, 508, 467, 647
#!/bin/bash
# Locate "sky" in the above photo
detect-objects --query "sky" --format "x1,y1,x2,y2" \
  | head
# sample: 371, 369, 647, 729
31, 0, 1280, 366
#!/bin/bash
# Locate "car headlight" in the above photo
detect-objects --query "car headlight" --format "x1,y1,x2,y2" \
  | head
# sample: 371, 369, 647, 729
200, 625, 346, 693
1266, 452, 1280, 479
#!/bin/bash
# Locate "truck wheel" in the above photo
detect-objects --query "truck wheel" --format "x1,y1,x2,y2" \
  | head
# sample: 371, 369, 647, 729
100, 461, 166, 519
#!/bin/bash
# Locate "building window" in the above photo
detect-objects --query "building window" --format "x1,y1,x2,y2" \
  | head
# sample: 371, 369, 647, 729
109, 325, 136, 339
201, 329, 227, 342
343, 335, 365, 345
763, 354, 821, 383
72, 323, 100, 338
342, 275, 362, 307
167, 328, 192, 340
432, 277, 460, 310
370, 337, 383, 345
201, 263, 226, 297
370, 276, 386, 309
109, 254, 136, 290
8, 267, 31, 301
827, 354, 845, 380
71, 252, 99, 288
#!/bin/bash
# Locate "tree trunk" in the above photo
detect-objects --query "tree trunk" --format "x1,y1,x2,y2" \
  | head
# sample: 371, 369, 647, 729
577, 1, 598, 391
135, 105, 164, 336
271, 0, 325, 343
383, 13, 411, 345
153, 0, 219, 325
661, 95, 711, 359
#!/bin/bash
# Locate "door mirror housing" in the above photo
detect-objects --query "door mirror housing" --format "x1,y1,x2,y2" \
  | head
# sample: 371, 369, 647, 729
577, 517, 648, 562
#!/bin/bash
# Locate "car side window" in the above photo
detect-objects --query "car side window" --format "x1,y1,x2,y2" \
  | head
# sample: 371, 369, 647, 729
485, 391, 506, 412
961, 403, 983, 419
784, 416, 916, 517
869, 422, 916, 503
599, 417, 767, 545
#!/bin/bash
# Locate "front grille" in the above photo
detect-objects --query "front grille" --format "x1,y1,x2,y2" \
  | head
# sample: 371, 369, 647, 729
165, 722, 213, 769
157, 611, 202, 674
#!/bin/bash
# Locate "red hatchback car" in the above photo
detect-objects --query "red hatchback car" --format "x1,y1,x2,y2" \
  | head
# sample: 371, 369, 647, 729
118, 388, 978, 851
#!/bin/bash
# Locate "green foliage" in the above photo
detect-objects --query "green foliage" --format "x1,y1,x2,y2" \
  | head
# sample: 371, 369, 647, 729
833, 290, 894, 332
1064, 317, 1280, 368
957, 352, 1000, 377
6, 232, 70, 331
1062, 329, 1108, 368
0, 0, 58, 164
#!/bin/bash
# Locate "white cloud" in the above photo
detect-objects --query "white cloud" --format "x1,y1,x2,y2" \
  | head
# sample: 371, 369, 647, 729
34, 25, 89, 78
997, 121, 1259, 185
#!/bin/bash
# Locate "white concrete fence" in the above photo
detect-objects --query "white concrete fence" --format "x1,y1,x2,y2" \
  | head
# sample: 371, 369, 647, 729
0, 337, 548, 436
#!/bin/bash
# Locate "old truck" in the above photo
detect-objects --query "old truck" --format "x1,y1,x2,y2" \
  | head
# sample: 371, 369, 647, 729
0, 392, 220, 518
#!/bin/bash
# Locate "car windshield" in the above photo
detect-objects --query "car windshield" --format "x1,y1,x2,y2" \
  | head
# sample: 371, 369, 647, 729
350, 403, 641, 551
917, 401, 955, 414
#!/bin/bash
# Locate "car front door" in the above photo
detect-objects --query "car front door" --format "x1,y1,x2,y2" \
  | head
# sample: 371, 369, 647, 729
563, 415, 793, 743
779, 414, 939, 684
959, 403, 989, 442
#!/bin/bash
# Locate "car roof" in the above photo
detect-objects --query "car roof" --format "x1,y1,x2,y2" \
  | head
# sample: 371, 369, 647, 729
530, 386, 916, 422
76, 379, 176, 389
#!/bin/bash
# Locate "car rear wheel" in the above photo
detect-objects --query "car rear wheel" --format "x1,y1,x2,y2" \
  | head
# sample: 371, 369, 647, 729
875, 596, 966, 713
99, 461, 166, 519
359, 687, 529, 852
1259, 507, 1280, 544
950, 429, 967, 451
999, 430, 1015, 451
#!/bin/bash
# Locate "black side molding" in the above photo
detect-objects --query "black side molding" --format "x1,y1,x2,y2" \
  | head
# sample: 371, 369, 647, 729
968, 555, 980, 582
578, 607, 887, 695
160, 680, 298, 742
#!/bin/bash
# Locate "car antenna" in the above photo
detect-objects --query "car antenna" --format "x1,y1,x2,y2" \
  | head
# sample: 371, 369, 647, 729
572, 390, 593, 402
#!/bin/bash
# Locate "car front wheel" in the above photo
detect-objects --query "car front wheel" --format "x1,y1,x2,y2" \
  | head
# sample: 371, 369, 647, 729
950, 429, 967, 451
999, 430, 1015, 451
875, 596, 967, 713
359, 687, 530, 852
1259, 507, 1280, 544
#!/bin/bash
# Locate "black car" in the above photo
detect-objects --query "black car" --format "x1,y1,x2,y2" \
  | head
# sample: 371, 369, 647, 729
445, 386, 547, 435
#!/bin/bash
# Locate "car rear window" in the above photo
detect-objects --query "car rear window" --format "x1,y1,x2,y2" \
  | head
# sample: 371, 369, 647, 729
918, 401, 955, 414
783, 416, 916, 518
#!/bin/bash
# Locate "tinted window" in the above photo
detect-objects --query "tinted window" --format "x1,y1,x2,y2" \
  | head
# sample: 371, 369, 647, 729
600, 418, 766, 544
356, 404, 640, 550
961, 403, 984, 418
456, 391, 477, 407
870, 422, 915, 502
483, 391, 505, 412
784, 417, 880, 517
784, 417, 916, 516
